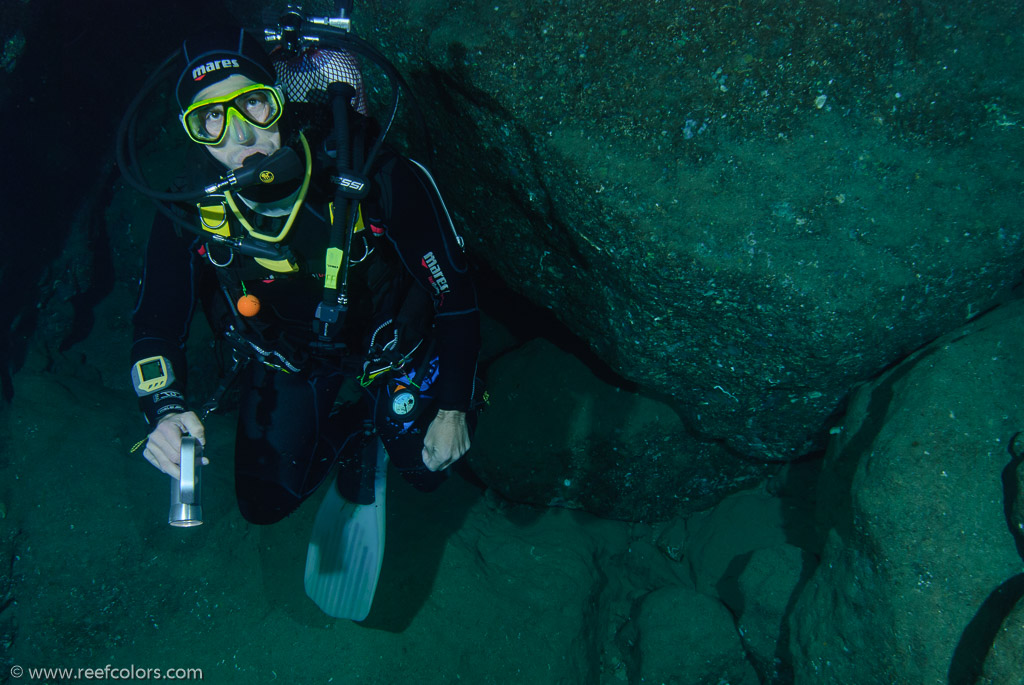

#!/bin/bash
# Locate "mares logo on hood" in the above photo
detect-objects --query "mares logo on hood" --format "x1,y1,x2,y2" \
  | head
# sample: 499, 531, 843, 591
192, 58, 241, 82
422, 252, 450, 295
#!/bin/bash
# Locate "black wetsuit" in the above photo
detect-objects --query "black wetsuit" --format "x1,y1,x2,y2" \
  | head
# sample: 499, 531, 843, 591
131, 139, 480, 524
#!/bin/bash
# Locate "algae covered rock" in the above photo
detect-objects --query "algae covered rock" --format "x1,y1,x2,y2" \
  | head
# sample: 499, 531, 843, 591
790, 300, 1024, 684
362, 0, 1024, 470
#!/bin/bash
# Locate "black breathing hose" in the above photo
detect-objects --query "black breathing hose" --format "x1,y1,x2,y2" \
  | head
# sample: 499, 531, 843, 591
328, 82, 357, 311
115, 48, 207, 203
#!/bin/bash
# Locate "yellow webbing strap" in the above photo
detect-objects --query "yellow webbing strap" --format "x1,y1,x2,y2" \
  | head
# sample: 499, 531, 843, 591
324, 247, 344, 290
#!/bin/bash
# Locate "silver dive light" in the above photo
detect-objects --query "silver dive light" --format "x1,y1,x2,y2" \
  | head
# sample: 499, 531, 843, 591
169, 436, 203, 527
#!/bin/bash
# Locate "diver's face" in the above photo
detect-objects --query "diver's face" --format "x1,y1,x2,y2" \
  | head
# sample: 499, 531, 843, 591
192, 74, 281, 170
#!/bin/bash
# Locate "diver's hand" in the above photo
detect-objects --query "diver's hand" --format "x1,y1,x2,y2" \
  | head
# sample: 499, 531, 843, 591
142, 411, 208, 479
422, 409, 470, 472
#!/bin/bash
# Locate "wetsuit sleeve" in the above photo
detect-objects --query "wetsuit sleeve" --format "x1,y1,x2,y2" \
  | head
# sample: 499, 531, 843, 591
371, 156, 480, 412
130, 212, 202, 424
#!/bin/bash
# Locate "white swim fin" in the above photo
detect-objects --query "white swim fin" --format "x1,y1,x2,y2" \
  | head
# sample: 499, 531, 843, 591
304, 440, 388, 621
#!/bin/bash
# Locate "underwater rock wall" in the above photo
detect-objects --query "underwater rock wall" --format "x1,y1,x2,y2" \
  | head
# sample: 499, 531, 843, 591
360, 0, 1024, 473
789, 298, 1024, 684
471, 337, 769, 520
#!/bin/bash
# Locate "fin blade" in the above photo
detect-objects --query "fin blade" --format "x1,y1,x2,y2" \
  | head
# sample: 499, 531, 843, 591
304, 442, 388, 620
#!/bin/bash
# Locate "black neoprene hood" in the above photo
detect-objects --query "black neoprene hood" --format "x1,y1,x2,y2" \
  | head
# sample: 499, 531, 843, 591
175, 27, 276, 110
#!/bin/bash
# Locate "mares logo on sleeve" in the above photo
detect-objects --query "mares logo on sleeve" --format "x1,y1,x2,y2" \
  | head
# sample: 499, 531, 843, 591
421, 252, 450, 296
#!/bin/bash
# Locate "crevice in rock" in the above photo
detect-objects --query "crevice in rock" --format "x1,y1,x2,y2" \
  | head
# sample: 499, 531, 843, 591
945, 432, 1024, 684
771, 548, 817, 685
475, 259, 641, 391
474, 259, 809, 484
58, 161, 119, 353
947, 574, 1024, 685
716, 551, 765, 680
575, 556, 608, 684
821, 344, 938, 544
615, 590, 645, 685
1002, 432, 1024, 562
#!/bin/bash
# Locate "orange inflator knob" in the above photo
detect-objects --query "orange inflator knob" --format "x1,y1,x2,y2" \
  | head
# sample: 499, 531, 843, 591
237, 294, 261, 317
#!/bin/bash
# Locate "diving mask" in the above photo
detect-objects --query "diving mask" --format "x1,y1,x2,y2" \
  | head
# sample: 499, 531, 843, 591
181, 84, 284, 145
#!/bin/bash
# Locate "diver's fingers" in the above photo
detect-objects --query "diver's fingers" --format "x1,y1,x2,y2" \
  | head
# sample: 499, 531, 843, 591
422, 445, 439, 471
139, 415, 187, 479
148, 424, 183, 463
143, 441, 181, 479
422, 444, 459, 472
176, 411, 207, 446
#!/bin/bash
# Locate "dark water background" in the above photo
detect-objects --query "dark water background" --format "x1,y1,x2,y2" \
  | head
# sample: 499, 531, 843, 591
0, 0, 238, 398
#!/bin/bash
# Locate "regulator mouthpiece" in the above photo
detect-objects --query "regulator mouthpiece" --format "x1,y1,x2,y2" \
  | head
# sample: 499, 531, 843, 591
205, 147, 304, 194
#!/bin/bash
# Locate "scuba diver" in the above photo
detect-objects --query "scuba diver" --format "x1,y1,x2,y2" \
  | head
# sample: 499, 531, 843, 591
117, 6, 480, 620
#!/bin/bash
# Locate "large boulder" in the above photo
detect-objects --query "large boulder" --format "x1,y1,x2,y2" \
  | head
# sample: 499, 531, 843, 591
360, 0, 1024, 471
735, 544, 809, 684
789, 299, 1024, 684
635, 585, 760, 685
